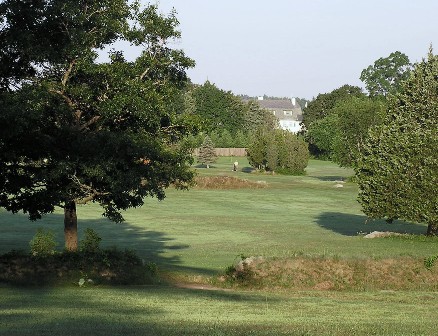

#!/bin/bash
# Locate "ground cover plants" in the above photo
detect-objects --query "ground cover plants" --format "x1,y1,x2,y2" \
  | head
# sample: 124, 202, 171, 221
1, 157, 438, 335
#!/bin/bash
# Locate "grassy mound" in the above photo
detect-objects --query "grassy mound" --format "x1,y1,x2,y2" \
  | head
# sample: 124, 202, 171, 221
223, 255, 438, 291
195, 175, 267, 189
0, 249, 158, 286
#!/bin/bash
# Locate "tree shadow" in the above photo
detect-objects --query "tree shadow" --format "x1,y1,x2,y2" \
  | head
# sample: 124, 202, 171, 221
0, 286, 281, 336
313, 176, 348, 182
315, 212, 427, 236
0, 211, 214, 277
241, 166, 256, 174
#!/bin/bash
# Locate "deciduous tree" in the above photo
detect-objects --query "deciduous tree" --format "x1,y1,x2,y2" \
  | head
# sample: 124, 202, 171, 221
360, 51, 412, 97
0, 1, 195, 250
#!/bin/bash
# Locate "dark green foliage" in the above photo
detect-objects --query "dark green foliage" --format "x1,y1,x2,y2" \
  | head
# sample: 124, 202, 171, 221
247, 128, 309, 175
80, 228, 102, 253
356, 49, 438, 235
0, 1, 195, 245
197, 136, 217, 168
360, 51, 412, 97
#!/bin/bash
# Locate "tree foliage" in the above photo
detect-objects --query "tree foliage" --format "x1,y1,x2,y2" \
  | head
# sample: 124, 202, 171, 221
0, 0, 195, 250
356, 49, 438, 235
189, 81, 247, 134
331, 96, 386, 168
302, 85, 364, 157
360, 51, 412, 97
247, 128, 309, 175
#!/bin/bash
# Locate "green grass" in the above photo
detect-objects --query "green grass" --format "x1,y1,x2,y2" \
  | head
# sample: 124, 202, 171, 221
1, 286, 438, 335
1, 158, 438, 335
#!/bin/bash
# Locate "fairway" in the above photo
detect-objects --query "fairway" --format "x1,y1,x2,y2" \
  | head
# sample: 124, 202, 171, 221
0, 158, 433, 275
1, 159, 438, 335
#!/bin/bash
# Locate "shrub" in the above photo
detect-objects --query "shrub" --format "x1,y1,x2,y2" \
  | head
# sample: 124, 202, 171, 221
80, 228, 102, 253
29, 228, 57, 257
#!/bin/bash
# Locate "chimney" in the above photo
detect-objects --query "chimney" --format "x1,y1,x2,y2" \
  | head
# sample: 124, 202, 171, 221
257, 96, 263, 101
291, 97, 296, 106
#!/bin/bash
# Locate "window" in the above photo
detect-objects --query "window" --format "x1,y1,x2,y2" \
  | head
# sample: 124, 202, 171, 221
283, 111, 293, 116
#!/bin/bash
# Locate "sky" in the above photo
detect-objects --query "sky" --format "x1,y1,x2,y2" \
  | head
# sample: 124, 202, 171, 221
136, 1, 438, 99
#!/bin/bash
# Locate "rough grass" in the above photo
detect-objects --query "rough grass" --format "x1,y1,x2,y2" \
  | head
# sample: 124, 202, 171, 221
223, 255, 438, 291
195, 175, 268, 189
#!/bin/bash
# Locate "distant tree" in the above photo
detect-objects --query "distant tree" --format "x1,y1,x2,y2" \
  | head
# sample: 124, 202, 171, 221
301, 85, 363, 131
331, 96, 386, 168
247, 128, 309, 175
302, 85, 364, 157
0, 1, 195, 251
243, 101, 278, 132
356, 48, 438, 235
360, 51, 412, 97
190, 81, 247, 134
306, 114, 338, 160
197, 136, 217, 168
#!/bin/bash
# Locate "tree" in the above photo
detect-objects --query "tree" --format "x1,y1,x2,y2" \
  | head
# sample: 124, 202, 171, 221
247, 128, 309, 175
360, 51, 412, 97
356, 48, 438, 235
197, 136, 217, 168
190, 81, 247, 134
301, 85, 364, 157
331, 96, 386, 168
0, 1, 195, 250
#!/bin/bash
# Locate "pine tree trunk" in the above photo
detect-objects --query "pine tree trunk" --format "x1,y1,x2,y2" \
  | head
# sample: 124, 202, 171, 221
64, 200, 78, 251
426, 222, 438, 236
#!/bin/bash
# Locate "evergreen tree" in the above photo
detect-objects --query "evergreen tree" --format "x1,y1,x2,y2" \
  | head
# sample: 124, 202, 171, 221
356, 48, 438, 235
197, 136, 217, 168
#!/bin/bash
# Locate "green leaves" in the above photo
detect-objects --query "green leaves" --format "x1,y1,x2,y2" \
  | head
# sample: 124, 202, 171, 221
360, 51, 412, 97
356, 50, 438, 234
0, 1, 195, 224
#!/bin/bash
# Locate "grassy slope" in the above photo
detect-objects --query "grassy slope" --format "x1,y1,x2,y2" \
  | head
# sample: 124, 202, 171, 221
1, 158, 438, 335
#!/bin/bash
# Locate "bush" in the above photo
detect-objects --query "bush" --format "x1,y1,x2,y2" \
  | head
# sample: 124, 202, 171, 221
29, 228, 57, 257
80, 228, 102, 253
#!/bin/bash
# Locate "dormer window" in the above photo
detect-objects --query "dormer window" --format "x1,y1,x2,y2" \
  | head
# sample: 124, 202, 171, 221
283, 111, 293, 116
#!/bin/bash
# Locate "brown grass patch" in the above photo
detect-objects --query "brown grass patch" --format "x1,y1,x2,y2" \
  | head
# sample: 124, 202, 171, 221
224, 256, 438, 291
195, 176, 268, 189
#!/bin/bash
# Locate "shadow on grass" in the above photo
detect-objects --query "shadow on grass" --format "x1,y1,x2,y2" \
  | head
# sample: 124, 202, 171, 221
313, 176, 348, 182
0, 286, 282, 336
241, 166, 256, 174
316, 212, 427, 236
0, 211, 214, 279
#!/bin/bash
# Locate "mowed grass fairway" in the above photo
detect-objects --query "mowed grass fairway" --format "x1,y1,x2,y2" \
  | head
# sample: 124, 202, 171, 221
1, 158, 438, 335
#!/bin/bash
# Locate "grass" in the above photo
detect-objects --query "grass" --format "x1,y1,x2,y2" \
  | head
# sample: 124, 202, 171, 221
1, 157, 438, 335
1, 286, 438, 335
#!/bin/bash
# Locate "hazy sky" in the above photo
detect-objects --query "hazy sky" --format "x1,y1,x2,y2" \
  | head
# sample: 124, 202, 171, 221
144, 1, 438, 99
